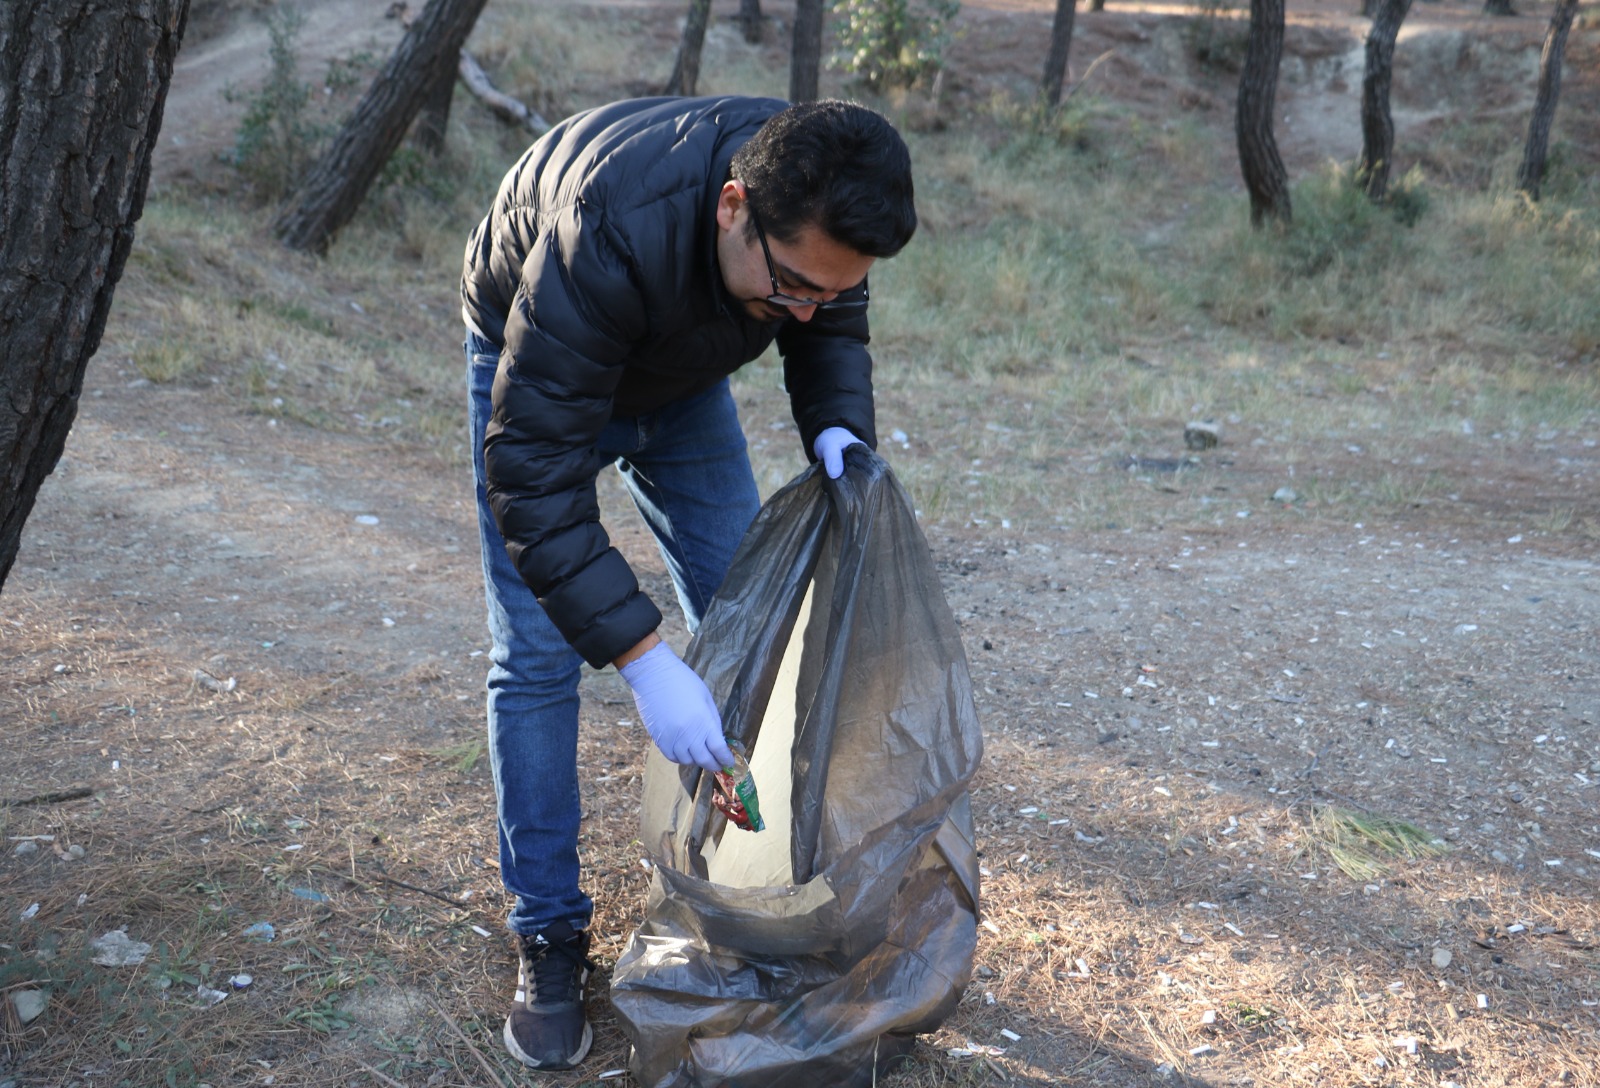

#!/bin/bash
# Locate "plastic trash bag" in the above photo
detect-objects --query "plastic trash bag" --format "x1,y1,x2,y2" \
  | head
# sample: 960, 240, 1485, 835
611, 449, 984, 1088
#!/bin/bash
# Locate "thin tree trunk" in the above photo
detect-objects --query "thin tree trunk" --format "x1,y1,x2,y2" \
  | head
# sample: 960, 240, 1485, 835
666, 0, 713, 96
273, 0, 490, 254
413, 58, 456, 154
1358, 0, 1413, 201
791, 0, 825, 102
1042, 0, 1080, 108
1236, 0, 1292, 226
1484, 0, 1514, 15
740, 0, 763, 44
1087, 0, 1105, 10
0, 0, 189, 591
1518, 0, 1580, 200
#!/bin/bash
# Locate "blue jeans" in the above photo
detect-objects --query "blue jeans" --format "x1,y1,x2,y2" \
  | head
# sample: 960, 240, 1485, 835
466, 331, 760, 936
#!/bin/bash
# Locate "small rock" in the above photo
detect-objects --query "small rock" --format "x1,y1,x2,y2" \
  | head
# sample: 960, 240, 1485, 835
1184, 421, 1221, 450
13, 841, 38, 857
90, 929, 152, 967
241, 922, 276, 942
192, 669, 237, 694
1431, 947, 1453, 969
1271, 486, 1297, 504
9, 989, 47, 1024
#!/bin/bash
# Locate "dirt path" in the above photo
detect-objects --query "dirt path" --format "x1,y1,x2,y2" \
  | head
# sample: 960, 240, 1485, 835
3, 3, 1597, 1083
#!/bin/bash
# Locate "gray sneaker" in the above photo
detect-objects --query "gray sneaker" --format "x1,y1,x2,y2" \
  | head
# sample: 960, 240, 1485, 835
502, 920, 595, 1070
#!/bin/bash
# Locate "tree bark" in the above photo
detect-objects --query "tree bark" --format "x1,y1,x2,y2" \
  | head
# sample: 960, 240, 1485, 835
272, 0, 490, 254
1483, 0, 1515, 15
1042, 0, 1080, 108
740, 0, 763, 44
1236, 0, 1292, 226
666, 0, 714, 96
413, 58, 456, 154
791, 0, 825, 102
0, 0, 190, 592
1358, 0, 1413, 201
1518, 0, 1580, 201
1087, 0, 1105, 10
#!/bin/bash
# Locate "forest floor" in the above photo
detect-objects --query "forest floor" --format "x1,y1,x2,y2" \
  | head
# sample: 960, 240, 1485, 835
3, 1, 1598, 1086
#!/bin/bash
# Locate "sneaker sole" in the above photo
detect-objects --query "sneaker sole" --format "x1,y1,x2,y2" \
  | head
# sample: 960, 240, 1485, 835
502, 1016, 593, 1070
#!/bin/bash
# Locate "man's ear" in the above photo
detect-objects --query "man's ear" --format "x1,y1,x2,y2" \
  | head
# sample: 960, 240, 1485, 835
715, 180, 746, 232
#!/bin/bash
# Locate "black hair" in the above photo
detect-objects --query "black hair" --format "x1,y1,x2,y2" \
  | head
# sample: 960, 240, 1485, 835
730, 100, 917, 259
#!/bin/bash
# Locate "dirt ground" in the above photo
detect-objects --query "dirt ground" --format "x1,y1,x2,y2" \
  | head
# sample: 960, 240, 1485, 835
3, 1, 1598, 1086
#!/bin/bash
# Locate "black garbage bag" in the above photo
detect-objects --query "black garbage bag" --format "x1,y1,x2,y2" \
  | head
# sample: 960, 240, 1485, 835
611, 449, 984, 1088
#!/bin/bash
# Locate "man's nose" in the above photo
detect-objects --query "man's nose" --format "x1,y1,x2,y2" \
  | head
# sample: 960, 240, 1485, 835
791, 303, 818, 322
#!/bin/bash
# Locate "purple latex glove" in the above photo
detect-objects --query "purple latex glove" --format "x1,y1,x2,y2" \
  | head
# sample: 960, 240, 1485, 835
619, 643, 734, 772
813, 426, 866, 479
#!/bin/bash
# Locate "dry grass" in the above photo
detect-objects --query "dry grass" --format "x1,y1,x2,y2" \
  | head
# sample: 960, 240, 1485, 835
5, 1, 1600, 1085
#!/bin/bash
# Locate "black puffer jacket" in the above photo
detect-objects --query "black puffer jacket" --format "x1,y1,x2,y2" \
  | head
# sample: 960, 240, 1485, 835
461, 96, 877, 668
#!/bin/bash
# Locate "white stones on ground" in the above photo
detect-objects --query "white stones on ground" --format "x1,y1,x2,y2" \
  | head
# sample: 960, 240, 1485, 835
1431, 947, 1453, 969
9, 990, 47, 1024
90, 929, 153, 966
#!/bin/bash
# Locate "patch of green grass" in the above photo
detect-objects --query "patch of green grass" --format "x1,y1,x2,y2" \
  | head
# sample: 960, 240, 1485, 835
1303, 806, 1447, 882
133, 337, 201, 383
430, 738, 487, 775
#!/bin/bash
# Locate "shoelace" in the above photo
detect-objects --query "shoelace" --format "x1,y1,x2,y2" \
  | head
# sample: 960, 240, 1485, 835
525, 934, 597, 1005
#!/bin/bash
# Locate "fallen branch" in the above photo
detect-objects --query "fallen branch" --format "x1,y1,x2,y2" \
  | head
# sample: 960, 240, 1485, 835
1062, 49, 1117, 104
1, 785, 94, 807
366, 870, 470, 908
355, 1061, 408, 1088
459, 52, 549, 136
431, 995, 512, 1088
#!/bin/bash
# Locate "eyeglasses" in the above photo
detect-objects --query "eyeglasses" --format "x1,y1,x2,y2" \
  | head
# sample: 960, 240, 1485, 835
747, 204, 868, 312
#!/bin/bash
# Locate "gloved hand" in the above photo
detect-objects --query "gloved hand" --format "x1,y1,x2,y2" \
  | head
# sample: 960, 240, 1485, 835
619, 642, 735, 772
813, 426, 866, 479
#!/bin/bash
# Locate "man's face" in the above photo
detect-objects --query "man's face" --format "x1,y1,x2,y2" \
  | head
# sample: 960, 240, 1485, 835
715, 181, 876, 324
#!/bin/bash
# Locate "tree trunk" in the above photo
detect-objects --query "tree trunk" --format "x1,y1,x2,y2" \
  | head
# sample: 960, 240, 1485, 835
1087, 0, 1105, 11
1358, 0, 1413, 201
0, 0, 189, 592
413, 57, 457, 154
1518, 0, 1580, 201
1236, 0, 1292, 227
1483, 0, 1514, 15
666, 0, 714, 96
273, 0, 490, 254
791, 0, 825, 102
1042, 0, 1080, 108
740, 0, 763, 44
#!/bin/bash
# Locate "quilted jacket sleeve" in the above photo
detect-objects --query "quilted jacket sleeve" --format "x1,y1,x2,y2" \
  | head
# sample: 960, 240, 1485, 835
777, 283, 878, 459
483, 203, 663, 668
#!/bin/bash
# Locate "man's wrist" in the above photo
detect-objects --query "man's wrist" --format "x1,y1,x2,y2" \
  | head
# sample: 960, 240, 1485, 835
613, 631, 662, 670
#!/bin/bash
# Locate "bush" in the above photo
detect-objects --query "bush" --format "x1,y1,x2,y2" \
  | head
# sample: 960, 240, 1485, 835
829, 0, 961, 91
225, 7, 320, 202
